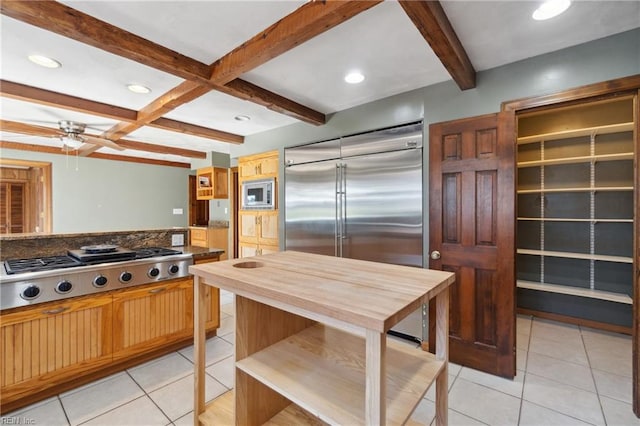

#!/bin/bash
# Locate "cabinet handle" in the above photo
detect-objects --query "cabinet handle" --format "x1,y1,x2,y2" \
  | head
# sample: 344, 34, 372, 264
149, 287, 167, 294
42, 306, 70, 315
257, 216, 262, 225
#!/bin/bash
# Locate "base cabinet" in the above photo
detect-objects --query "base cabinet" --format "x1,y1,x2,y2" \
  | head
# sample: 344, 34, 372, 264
0, 295, 113, 406
113, 279, 194, 359
0, 269, 220, 414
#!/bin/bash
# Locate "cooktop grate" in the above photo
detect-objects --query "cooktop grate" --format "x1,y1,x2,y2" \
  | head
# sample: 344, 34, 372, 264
4, 256, 84, 275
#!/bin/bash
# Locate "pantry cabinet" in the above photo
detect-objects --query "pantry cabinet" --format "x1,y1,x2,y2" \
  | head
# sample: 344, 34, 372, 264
238, 210, 278, 256
238, 150, 279, 181
516, 95, 635, 329
238, 150, 280, 257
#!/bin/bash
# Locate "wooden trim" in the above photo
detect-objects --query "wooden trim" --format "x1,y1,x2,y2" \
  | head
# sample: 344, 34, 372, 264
634, 90, 639, 418
517, 307, 632, 335
398, 0, 475, 90
502, 74, 640, 112
208, 0, 383, 86
149, 117, 243, 144
0, 141, 190, 168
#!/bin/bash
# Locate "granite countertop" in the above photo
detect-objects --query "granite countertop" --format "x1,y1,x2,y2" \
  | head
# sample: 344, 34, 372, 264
0, 228, 189, 241
189, 221, 229, 229
179, 246, 225, 259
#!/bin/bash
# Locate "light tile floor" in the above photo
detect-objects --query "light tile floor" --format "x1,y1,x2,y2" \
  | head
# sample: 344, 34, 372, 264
3, 290, 637, 426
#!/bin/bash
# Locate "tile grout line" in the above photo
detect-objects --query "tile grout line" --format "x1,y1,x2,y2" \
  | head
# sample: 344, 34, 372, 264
124, 369, 173, 425
516, 315, 533, 425
579, 325, 608, 425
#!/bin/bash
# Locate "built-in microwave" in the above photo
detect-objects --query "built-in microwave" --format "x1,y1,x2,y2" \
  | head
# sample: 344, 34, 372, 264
242, 178, 275, 210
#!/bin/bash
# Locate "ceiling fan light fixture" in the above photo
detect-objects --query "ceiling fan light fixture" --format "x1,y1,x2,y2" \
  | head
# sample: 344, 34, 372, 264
532, 0, 571, 20
60, 134, 83, 150
127, 84, 151, 94
344, 71, 365, 84
28, 54, 62, 69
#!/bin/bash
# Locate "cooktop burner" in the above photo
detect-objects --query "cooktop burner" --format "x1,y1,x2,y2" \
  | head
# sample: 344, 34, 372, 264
134, 247, 182, 259
4, 256, 84, 275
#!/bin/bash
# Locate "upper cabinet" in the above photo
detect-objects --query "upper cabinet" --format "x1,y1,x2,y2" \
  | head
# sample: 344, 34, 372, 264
196, 166, 228, 200
239, 150, 279, 181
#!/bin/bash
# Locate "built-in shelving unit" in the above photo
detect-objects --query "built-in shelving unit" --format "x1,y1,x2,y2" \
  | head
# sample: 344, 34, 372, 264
516, 96, 635, 328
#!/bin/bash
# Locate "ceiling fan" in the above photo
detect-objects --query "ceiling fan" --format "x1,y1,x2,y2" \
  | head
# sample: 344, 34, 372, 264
1, 119, 125, 151
57, 120, 124, 151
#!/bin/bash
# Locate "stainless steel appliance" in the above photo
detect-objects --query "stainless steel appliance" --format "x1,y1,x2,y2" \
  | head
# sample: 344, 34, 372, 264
242, 177, 276, 210
284, 121, 424, 342
0, 247, 192, 310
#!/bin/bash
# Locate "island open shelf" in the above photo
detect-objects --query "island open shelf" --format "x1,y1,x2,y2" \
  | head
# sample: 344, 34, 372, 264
189, 251, 455, 426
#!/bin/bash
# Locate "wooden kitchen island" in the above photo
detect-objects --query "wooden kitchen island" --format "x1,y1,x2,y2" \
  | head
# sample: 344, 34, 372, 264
190, 251, 455, 426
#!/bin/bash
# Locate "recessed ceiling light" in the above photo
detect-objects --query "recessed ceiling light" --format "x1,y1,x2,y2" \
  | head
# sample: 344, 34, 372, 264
28, 54, 61, 69
127, 84, 151, 94
235, 115, 251, 121
532, 0, 571, 20
345, 71, 365, 84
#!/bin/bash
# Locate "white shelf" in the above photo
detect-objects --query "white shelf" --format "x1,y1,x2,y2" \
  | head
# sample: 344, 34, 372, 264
236, 323, 444, 426
517, 217, 633, 223
517, 280, 632, 305
517, 249, 633, 263
517, 152, 634, 168
518, 186, 633, 194
517, 122, 634, 145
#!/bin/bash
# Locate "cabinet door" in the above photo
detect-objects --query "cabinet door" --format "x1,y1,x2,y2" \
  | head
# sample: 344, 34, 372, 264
209, 228, 229, 261
193, 256, 222, 330
190, 227, 209, 247
258, 211, 279, 245
1, 296, 113, 402
239, 242, 259, 258
239, 211, 259, 243
239, 161, 259, 180
112, 279, 193, 359
258, 156, 278, 177
259, 244, 279, 256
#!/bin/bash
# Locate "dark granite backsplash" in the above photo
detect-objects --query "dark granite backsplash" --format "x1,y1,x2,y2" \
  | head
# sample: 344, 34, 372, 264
0, 228, 189, 261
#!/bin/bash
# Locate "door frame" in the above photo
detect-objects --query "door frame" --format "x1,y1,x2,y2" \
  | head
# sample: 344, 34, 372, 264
501, 73, 640, 417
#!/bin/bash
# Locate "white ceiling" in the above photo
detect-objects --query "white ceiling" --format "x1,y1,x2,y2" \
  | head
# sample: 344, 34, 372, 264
1, 0, 639, 164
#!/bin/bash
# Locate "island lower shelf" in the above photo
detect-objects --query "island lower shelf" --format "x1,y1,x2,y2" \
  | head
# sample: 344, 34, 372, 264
202, 323, 445, 425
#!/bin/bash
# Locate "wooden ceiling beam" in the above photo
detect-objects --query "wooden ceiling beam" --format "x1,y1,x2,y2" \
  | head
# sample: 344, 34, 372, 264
0, 1, 326, 126
1, 119, 207, 158
209, 0, 383, 85
0, 140, 190, 168
398, 0, 476, 90
0, 80, 243, 144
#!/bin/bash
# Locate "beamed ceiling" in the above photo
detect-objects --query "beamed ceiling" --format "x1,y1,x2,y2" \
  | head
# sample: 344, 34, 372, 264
1, 1, 638, 168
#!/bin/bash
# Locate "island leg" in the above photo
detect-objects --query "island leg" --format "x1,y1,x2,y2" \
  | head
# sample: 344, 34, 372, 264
193, 276, 207, 426
365, 329, 386, 425
435, 287, 449, 426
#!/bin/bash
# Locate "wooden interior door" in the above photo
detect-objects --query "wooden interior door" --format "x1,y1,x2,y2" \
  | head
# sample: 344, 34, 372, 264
429, 111, 516, 378
189, 175, 209, 226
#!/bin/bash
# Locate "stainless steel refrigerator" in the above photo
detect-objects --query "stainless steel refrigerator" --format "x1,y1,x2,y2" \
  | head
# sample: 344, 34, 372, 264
284, 122, 424, 342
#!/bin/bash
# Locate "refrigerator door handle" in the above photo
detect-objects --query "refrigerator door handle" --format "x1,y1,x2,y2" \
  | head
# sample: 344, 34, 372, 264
341, 164, 347, 242
335, 164, 341, 257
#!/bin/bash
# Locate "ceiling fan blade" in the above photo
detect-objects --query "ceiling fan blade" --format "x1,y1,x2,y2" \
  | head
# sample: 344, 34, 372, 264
81, 135, 125, 151
0, 119, 63, 137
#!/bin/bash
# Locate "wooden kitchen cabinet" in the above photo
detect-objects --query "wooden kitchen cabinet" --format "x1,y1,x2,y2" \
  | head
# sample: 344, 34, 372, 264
189, 226, 229, 261
196, 166, 228, 200
238, 210, 278, 256
112, 279, 194, 359
0, 295, 113, 405
238, 150, 278, 181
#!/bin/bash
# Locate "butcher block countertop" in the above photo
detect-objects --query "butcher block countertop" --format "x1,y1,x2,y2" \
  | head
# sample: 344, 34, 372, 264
190, 251, 455, 425
189, 250, 454, 332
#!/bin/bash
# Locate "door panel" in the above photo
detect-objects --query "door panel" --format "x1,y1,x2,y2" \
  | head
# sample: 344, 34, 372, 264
429, 112, 516, 378
284, 161, 338, 256
343, 149, 423, 267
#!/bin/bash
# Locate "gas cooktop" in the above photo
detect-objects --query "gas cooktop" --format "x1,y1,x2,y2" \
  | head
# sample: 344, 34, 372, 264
4, 247, 183, 275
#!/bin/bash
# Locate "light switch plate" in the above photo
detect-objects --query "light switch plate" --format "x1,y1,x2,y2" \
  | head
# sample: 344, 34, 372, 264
171, 234, 184, 246
173, 208, 183, 215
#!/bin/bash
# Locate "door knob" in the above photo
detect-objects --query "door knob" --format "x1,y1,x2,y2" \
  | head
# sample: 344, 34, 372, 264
430, 250, 441, 260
